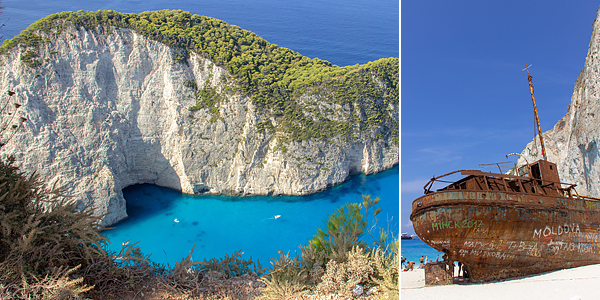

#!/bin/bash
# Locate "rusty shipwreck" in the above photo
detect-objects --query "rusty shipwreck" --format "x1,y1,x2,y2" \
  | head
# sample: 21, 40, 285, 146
410, 66, 600, 282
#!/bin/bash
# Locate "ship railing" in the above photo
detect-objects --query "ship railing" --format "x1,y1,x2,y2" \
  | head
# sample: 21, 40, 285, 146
423, 169, 597, 199
572, 193, 600, 202
423, 169, 530, 194
423, 170, 476, 194
567, 184, 600, 202
552, 182, 600, 202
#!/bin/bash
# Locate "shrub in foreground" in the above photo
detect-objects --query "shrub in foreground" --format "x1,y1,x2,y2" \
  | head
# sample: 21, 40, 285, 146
0, 157, 162, 299
0, 156, 100, 297
260, 195, 399, 299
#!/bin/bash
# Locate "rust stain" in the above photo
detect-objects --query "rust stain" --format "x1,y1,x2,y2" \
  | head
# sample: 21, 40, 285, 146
411, 159, 600, 283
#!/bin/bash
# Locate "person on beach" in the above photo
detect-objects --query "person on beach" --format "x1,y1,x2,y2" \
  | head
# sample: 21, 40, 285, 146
401, 256, 407, 269
425, 256, 429, 265
419, 256, 424, 268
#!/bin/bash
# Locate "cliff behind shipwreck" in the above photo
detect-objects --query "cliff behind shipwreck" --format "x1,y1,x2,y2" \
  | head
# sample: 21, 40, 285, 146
517, 7, 600, 198
0, 10, 399, 225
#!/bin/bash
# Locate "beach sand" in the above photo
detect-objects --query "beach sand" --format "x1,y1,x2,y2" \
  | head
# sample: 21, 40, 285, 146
402, 264, 600, 300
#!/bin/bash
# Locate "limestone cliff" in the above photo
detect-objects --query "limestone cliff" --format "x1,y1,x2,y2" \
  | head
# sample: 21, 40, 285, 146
516, 8, 600, 197
0, 11, 398, 225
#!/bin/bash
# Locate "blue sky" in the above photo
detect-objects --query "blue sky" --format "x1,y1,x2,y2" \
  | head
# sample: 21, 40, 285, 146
401, 1, 600, 234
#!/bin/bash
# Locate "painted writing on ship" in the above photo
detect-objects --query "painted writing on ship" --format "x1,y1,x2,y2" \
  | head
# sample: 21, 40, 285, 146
428, 221, 600, 263
429, 240, 450, 247
462, 240, 539, 252
533, 223, 581, 238
456, 238, 592, 259
431, 219, 483, 231
547, 239, 594, 254
458, 248, 516, 260
503, 241, 538, 252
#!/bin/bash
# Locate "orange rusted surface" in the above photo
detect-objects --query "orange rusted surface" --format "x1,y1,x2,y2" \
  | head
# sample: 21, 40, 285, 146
424, 262, 452, 285
410, 159, 600, 282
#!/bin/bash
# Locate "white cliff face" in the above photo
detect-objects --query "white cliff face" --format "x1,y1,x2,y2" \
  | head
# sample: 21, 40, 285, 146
517, 8, 600, 198
0, 27, 398, 225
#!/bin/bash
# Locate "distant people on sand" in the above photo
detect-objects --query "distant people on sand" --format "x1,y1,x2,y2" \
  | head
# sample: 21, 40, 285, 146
401, 255, 433, 271
402, 261, 415, 271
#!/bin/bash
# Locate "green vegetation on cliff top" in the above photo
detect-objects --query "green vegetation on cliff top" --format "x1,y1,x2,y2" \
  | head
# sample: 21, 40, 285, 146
0, 10, 398, 144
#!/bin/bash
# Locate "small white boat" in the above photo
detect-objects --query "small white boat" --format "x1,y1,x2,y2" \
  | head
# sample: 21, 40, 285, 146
401, 233, 414, 240
174, 218, 180, 223
274, 215, 281, 219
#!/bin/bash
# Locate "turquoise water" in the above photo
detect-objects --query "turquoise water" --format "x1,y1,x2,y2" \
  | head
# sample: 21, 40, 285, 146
401, 238, 444, 265
104, 166, 398, 266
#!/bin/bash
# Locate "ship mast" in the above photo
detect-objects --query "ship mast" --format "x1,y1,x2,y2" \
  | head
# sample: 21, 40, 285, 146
524, 64, 547, 161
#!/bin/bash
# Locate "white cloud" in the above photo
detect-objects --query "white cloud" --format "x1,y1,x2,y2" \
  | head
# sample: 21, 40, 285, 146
417, 147, 464, 164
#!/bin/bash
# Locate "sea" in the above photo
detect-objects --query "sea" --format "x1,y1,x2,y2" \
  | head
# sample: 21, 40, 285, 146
105, 166, 399, 266
1, 0, 399, 267
401, 238, 444, 267
1, 0, 398, 68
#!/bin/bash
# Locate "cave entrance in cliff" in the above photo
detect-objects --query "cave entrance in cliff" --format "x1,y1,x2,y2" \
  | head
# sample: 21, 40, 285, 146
120, 184, 181, 224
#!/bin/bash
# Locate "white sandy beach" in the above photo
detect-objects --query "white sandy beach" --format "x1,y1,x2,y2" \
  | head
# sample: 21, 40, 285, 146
402, 264, 600, 300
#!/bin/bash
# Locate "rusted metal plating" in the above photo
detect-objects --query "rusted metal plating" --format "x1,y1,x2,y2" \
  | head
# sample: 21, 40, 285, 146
411, 159, 600, 282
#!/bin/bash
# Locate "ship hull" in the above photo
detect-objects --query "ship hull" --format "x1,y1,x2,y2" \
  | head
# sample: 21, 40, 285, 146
410, 189, 600, 282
